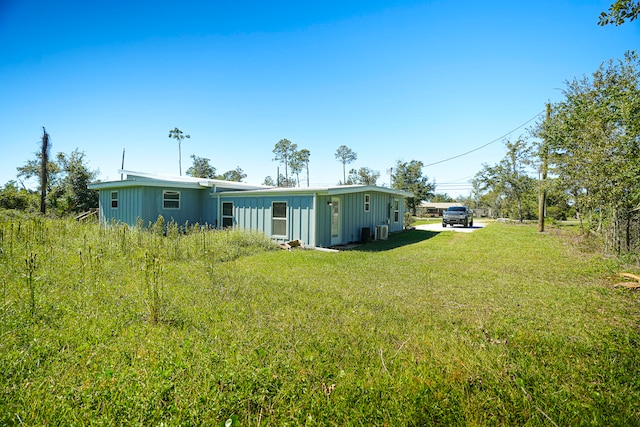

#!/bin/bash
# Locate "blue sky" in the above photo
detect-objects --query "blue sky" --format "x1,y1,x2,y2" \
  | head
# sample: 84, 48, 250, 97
1, 1, 638, 196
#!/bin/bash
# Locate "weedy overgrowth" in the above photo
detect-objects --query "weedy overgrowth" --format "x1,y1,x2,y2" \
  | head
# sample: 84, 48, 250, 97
144, 252, 164, 325
1, 215, 639, 425
25, 251, 37, 318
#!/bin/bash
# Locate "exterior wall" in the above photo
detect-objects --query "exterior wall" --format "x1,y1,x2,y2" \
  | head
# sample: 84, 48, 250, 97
98, 187, 144, 225
154, 186, 204, 226
220, 194, 315, 245
98, 186, 206, 227
95, 179, 407, 247
201, 190, 217, 227
315, 191, 405, 247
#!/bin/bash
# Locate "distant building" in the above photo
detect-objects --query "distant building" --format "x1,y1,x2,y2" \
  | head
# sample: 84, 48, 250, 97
416, 202, 462, 217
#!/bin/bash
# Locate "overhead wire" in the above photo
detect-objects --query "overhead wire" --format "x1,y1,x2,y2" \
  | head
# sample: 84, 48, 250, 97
423, 109, 546, 168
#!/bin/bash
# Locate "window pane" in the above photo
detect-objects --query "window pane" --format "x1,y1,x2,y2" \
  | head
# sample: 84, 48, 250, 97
272, 219, 287, 236
163, 191, 180, 209
272, 202, 287, 236
222, 217, 233, 228
223, 202, 233, 216
273, 202, 287, 218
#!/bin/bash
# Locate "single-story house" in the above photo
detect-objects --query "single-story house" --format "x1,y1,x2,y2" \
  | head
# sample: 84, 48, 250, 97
416, 202, 463, 217
88, 170, 413, 248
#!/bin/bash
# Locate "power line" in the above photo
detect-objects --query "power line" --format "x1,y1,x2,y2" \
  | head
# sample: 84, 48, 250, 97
423, 110, 546, 168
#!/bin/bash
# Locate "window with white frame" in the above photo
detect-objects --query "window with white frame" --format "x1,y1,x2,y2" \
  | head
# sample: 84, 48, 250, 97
272, 201, 287, 237
163, 190, 180, 209
110, 191, 118, 209
364, 193, 370, 212
222, 202, 234, 228
393, 199, 400, 223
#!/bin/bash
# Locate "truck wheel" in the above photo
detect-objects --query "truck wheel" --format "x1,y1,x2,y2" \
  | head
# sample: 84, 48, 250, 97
442, 223, 446, 227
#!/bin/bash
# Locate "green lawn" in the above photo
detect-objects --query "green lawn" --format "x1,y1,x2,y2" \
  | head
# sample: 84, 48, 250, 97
1, 216, 639, 425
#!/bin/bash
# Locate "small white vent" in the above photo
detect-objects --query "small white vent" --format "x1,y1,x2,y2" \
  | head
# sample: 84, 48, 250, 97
375, 225, 389, 240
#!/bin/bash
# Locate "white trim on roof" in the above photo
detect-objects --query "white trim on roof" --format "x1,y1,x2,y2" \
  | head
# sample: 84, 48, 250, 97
217, 185, 413, 198
88, 170, 271, 191
88, 170, 414, 198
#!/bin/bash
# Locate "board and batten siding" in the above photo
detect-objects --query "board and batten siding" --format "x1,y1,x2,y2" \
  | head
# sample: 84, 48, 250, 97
98, 186, 144, 225
315, 191, 404, 247
220, 194, 315, 245
98, 186, 207, 227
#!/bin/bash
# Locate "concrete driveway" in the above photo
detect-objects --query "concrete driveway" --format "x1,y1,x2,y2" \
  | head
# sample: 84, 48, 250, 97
415, 222, 487, 233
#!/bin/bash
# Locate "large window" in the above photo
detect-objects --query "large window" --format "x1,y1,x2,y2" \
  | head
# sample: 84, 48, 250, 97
272, 202, 287, 237
222, 202, 234, 228
110, 191, 118, 209
364, 193, 370, 212
163, 191, 180, 209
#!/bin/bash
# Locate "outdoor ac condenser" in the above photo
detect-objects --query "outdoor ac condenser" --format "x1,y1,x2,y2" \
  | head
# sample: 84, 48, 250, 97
375, 225, 389, 240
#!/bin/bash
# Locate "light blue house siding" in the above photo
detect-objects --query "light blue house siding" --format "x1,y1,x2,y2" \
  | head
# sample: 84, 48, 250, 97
314, 191, 404, 247
219, 188, 406, 248
96, 185, 207, 226
90, 171, 412, 248
219, 193, 315, 245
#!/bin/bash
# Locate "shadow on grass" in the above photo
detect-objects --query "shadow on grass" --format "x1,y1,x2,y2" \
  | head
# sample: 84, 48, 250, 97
350, 229, 439, 252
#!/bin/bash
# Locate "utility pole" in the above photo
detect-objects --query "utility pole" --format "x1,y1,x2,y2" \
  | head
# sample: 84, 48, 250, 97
538, 103, 551, 232
121, 148, 125, 180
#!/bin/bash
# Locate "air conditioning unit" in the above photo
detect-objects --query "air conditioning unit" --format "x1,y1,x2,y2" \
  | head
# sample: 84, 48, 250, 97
375, 224, 389, 240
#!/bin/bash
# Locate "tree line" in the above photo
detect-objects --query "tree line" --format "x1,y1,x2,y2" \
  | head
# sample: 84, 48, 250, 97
472, 51, 640, 254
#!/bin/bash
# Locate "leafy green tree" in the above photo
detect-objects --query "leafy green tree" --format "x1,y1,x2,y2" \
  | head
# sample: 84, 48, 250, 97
599, 0, 640, 25
292, 149, 311, 187
168, 128, 190, 176
346, 167, 380, 185
0, 181, 37, 211
262, 174, 294, 187
56, 150, 99, 213
431, 193, 455, 203
218, 167, 247, 182
536, 52, 640, 252
334, 145, 357, 184
473, 139, 535, 222
186, 155, 217, 179
272, 139, 297, 186
392, 160, 434, 216
289, 151, 304, 188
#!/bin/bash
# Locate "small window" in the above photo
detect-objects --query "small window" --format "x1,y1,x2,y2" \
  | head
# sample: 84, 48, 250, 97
163, 191, 180, 209
393, 199, 400, 223
222, 202, 234, 228
110, 191, 118, 209
364, 194, 370, 212
272, 202, 287, 237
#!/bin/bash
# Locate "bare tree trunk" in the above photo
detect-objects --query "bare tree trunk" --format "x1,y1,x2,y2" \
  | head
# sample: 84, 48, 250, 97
40, 127, 50, 214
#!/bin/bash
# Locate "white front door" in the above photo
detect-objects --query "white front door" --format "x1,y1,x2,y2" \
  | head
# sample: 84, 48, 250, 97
330, 197, 341, 245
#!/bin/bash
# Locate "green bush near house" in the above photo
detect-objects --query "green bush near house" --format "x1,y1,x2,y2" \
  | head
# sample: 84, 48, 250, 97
0, 215, 639, 425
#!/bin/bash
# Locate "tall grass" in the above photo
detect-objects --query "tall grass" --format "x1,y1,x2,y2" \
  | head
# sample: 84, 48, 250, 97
0, 215, 639, 425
